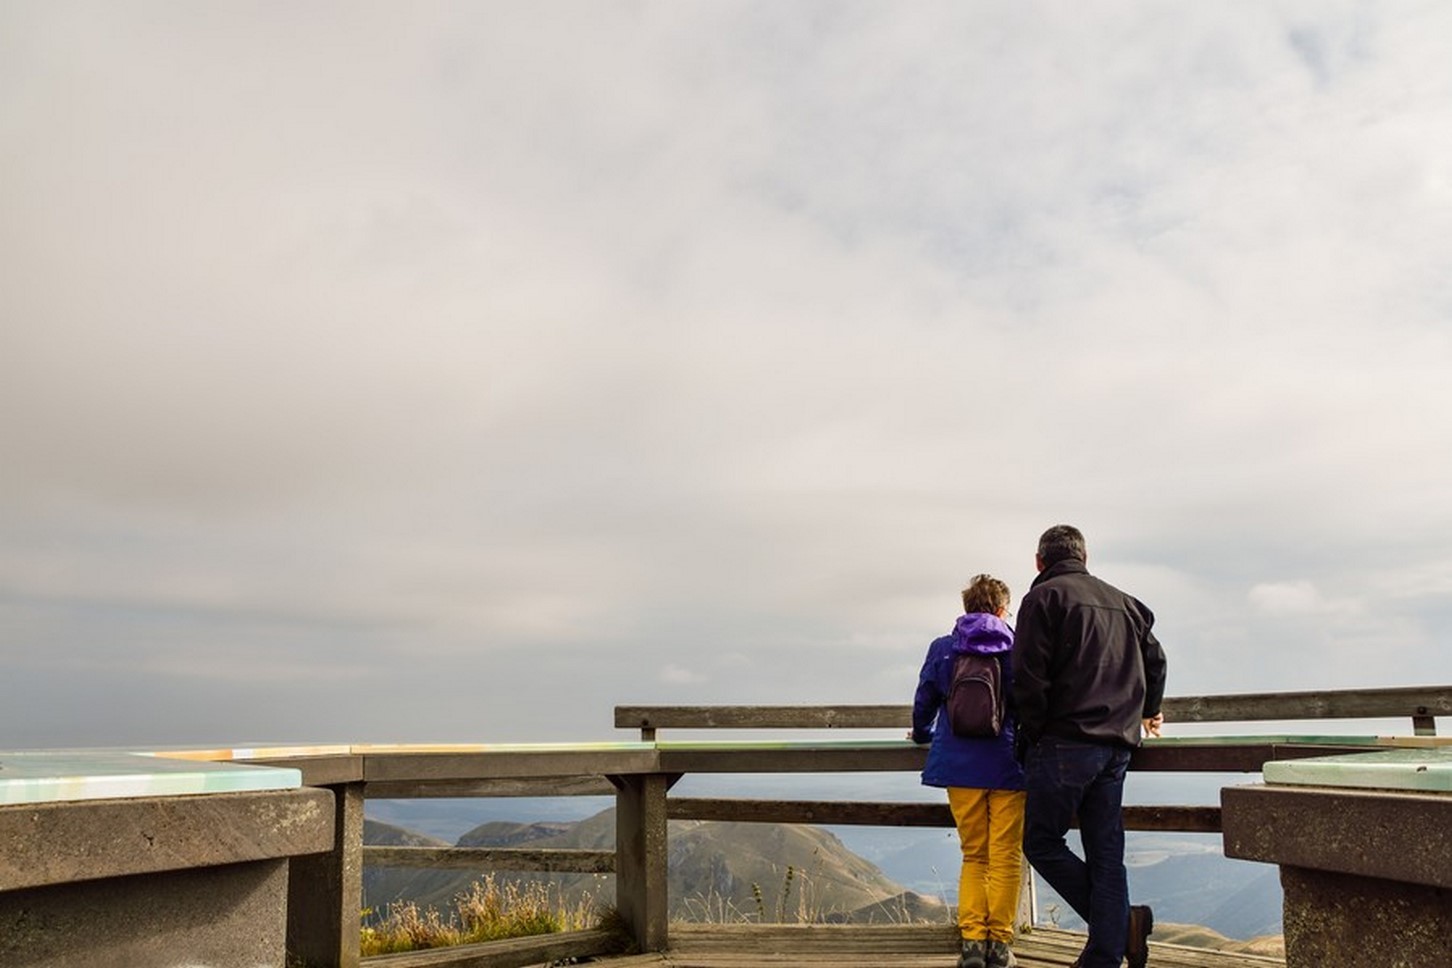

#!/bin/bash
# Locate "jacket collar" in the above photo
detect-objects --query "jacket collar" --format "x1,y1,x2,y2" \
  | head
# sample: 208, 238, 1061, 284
1031, 557, 1089, 588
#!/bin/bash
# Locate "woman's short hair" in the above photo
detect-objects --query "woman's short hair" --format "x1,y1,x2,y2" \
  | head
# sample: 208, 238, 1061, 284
962, 574, 1011, 615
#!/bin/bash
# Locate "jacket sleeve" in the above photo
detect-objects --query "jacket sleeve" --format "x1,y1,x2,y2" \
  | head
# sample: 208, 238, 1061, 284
1000, 648, 1017, 718
1011, 594, 1052, 743
1138, 605, 1168, 718
910, 646, 941, 745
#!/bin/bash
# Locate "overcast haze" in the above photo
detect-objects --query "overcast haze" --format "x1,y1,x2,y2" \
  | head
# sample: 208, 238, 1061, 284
3, 2, 1450, 749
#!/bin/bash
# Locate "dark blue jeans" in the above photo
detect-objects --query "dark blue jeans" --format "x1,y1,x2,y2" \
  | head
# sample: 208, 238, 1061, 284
1022, 736, 1132, 968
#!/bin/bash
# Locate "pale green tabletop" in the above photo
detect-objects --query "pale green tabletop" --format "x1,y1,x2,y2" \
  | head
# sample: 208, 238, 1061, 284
0, 750, 302, 805
1263, 747, 1452, 793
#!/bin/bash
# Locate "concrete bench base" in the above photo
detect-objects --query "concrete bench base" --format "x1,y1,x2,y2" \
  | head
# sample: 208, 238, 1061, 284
0, 787, 333, 968
1280, 866, 1451, 967
0, 860, 289, 967
1224, 782, 1452, 968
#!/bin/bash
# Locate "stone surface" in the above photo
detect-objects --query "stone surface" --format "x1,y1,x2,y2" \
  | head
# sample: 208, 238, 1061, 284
0, 858, 289, 967
0, 787, 334, 891
1281, 866, 1452, 968
1222, 783, 1452, 888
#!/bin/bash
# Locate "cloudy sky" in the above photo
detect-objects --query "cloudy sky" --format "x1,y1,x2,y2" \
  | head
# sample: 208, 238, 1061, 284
3, 2, 1450, 750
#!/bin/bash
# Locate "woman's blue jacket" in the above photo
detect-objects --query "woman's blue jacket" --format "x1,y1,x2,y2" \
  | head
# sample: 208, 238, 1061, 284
911, 612, 1025, 791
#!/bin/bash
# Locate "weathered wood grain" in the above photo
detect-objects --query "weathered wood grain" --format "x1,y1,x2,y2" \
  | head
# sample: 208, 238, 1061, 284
251, 753, 364, 786
616, 773, 671, 952
361, 748, 659, 783
616, 685, 1452, 734
616, 705, 912, 731
363, 845, 616, 873
665, 798, 1222, 833
363, 775, 617, 799
1161, 685, 1452, 725
656, 924, 1284, 967
655, 745, 924, 775
359, 928, 617, 967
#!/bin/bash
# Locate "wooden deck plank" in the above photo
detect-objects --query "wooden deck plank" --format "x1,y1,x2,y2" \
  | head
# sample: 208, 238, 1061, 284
354, 925, 1283, 968
633, 925, 1283, 968
360, 928, 615, 967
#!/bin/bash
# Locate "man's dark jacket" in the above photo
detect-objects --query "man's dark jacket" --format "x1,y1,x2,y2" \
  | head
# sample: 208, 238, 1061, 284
1012, 558, 1168, 748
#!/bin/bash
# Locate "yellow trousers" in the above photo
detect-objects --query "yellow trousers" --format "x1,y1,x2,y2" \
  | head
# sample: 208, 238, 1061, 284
947, 787, 1027, 943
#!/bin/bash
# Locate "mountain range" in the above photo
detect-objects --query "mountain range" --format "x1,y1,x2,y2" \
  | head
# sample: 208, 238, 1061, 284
828, 825, 1284, 940
365, 808, 945, 925
363, 805, 1283, 948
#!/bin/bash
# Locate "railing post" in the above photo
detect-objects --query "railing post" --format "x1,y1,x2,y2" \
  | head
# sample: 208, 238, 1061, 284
287, 782, 364, 968
1016, 863, 1037, 933
612, 773, 672, 952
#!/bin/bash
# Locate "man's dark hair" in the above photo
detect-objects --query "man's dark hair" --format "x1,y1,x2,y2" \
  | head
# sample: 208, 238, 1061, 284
1037, 524, 1087, 566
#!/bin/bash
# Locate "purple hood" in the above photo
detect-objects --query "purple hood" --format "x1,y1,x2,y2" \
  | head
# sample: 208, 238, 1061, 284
950, 611, 1014, 657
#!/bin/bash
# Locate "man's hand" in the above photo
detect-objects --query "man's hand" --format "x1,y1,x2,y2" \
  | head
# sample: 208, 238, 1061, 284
1142, 713, 1164, 738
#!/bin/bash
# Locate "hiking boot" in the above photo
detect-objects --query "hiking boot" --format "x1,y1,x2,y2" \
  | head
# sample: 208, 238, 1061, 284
1126, 904, 1154, 968
957, 938, 987, 968
985, 939, 1017, 968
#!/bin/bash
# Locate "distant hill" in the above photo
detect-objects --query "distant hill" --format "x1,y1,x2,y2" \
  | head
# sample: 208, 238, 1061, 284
364, 809, 948, 925
1035, 846, 1283, 940
363, 819, 478, 919
839, 824, 1284, 941
364, 819, 449, 848
1150, 923, 1285, 960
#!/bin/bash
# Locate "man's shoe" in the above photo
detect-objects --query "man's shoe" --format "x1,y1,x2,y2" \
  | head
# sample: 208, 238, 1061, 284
957, 938, 987, 968
985, 939, 1017, 968
1126, 904, 1154, 968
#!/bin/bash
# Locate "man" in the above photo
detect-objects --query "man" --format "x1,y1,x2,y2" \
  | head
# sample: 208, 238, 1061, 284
1012, 525, 1167, 968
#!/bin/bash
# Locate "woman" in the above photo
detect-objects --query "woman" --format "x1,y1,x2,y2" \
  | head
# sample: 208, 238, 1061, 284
911, 574, 1025, 968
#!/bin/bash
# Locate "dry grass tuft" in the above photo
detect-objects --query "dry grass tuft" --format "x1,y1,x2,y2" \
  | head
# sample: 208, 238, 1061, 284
360, 874, 598, 956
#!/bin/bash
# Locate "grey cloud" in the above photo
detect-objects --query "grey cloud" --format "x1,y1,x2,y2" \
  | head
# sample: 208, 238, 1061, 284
3, 2, 1452, 748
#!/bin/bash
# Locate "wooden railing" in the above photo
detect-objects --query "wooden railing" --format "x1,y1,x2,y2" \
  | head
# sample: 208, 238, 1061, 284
615, 683, 1452, 737
615, 684, 1449, 836
247, 684, 1452, 968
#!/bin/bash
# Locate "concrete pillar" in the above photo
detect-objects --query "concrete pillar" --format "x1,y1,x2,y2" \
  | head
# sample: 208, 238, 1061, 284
1223, 775, 1452, 968
0, 788, 333, 968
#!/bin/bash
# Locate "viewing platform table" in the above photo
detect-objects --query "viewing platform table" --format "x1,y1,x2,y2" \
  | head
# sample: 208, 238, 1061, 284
1224, 746, 1452, 968
0, 748, 330, 968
